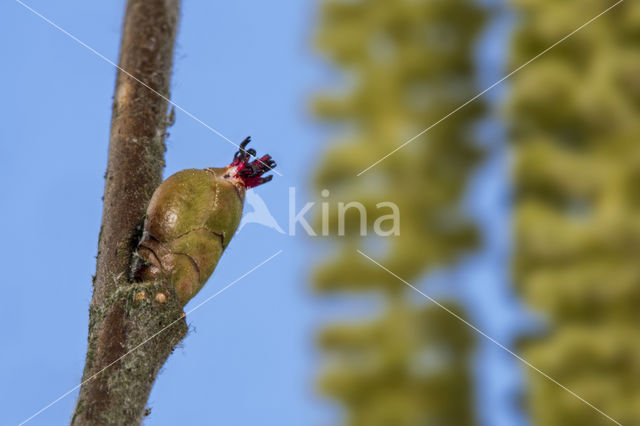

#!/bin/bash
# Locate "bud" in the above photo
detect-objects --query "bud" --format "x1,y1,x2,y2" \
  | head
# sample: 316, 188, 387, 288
134, 137, 276, 305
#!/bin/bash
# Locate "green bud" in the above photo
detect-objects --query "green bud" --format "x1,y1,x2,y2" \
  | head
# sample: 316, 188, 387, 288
134, 137, 276, 305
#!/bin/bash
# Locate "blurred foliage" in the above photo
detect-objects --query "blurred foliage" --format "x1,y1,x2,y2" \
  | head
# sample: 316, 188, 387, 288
509, 0, 640, 424
311, 0, 487, 424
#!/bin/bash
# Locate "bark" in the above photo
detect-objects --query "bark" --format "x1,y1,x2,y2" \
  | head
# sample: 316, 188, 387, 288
71, 1, 186, 424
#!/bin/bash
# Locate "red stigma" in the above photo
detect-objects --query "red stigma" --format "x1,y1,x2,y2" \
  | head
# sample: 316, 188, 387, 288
228, 137, 276, 188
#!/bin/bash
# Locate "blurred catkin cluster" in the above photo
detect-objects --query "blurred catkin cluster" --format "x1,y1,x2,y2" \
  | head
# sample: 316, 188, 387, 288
311, 0, 487, 424
509, 0, 640, 424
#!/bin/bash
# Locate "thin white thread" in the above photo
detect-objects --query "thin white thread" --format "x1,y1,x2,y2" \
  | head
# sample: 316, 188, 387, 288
18, 250, 283, 425
357, 249, 623, 426
15, 0, 282, 177
357, 0, 624, 176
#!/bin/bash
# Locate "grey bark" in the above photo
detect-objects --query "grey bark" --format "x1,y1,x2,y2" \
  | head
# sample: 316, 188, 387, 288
71, 1, 186, 424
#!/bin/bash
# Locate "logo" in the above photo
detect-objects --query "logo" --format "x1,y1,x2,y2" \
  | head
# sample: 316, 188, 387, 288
238, 188, 400, 237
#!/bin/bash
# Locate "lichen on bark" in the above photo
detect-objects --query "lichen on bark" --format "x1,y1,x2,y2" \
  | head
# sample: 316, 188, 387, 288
72, 280, 187, 425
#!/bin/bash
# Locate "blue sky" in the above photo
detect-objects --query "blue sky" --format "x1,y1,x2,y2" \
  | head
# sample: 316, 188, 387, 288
1, 1, 526, 425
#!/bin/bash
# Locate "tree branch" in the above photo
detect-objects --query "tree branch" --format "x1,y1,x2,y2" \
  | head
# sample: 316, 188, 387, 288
72, 1, 186, 424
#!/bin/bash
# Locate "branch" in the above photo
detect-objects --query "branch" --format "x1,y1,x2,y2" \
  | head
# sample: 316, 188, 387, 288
72, 1, 186, 424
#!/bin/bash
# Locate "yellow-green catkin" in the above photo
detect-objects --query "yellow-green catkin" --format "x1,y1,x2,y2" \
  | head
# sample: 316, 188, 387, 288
311, 0, 487, 424
509, 1, 640, 424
